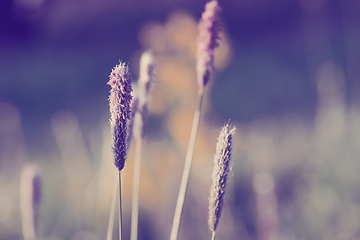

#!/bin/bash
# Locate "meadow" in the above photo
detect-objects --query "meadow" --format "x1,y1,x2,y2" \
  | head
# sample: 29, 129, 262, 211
1, 0, 360, 240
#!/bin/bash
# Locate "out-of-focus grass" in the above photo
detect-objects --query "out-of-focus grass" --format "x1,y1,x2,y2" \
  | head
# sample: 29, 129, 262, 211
1, 8, 360, 240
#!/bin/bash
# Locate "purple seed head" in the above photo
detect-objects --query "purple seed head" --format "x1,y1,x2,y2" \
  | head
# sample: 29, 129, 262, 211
138, 51, 156, 98
126, 85, 139, 147
196, 0, 221, 91
108, 61, 133, 171
20, 163, 42, 240
133, 51, 156, 139
208, 123, 235, 233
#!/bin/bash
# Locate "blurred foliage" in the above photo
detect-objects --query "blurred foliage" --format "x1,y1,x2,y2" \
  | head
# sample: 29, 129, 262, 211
1, 1, 360, 240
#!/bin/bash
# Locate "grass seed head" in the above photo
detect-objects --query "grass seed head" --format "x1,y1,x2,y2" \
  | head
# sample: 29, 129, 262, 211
196, 0, 221, 91
133, 51, 156, 139
108, 61, 133, 171
208, 123, 235, 233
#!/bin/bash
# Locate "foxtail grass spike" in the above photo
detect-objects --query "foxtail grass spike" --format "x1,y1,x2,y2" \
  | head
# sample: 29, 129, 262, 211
108, 61, 132, 240
208, 124, 235, 234
108, 61, 133, 171
133, 51, 156, 140
20, 163, 42, 240
127, 86, 139, 147
138, 51, 156, 98
196, 0, 221, 91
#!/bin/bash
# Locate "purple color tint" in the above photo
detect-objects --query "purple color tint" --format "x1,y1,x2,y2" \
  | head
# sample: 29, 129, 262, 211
108, 61, 133, 171
196, 0, 220, 91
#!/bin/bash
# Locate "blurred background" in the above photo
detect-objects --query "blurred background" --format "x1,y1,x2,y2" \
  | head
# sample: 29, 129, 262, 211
1, 0, 360, 239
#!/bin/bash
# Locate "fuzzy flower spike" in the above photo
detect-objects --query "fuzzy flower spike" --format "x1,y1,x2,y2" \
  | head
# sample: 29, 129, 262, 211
133, 51, 156, 140
209, 123, 236, 238
126, 86, 139, 147
196, 0, 221, 92
108, 61, 133, 171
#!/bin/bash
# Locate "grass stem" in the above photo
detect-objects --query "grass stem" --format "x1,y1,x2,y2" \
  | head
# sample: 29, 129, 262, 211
106, 178, 118, 240
211, 231, 215, 240
169, 90, 204, 240
130, 136, 143, 240
119, 172, 123, 240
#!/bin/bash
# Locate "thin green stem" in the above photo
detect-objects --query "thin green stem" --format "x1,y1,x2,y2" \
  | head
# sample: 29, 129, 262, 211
130, 136, 143, 240
169, 90, 204, 240
106, 177, 118, 240
211, 231, 215, 240
118, 172, 123, 240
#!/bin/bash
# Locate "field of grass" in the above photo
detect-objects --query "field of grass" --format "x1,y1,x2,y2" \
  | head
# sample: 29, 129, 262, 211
1, 1, 360, 240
